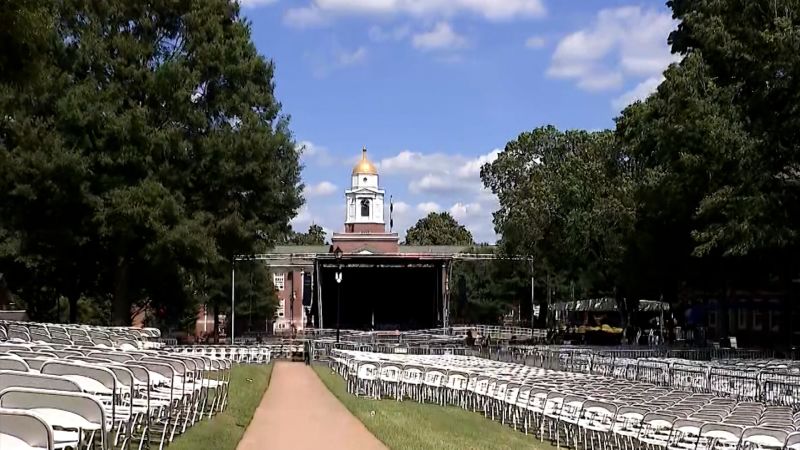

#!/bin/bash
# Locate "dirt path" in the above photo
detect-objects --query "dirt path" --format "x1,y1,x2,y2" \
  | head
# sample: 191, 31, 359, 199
237, 362, 387, 450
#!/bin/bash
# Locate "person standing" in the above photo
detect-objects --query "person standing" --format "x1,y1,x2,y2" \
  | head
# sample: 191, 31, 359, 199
465, 330, 475, 347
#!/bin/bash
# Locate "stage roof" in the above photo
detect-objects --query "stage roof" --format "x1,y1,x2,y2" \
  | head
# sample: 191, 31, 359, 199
240, 244, 508, 270
270, 244, 476, 255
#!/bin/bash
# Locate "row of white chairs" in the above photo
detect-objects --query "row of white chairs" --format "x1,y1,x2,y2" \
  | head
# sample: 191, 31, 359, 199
505, 348, 800, 407
0, 340, 232, 450
1, 321, 161, 350
330, 350, 800, 450
167, 346, 273, 364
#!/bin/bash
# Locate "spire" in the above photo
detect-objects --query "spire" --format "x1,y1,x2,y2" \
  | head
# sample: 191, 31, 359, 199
352, 145, 378, 175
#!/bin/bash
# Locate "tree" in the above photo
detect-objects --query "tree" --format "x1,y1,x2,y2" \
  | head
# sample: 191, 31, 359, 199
450, 246, 533, 326
662, 0, 800, 259
405, 212, 474, 246
0, 0, 56, 84
284, 224, 326, 245
482, 127, 635, 302
613, 0, 800, 308
0, 1, 302, 327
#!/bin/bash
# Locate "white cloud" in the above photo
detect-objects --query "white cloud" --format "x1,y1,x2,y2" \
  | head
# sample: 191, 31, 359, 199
238, 0, 278, 8
297, 140, 335, 166
391, 200, 410, 214
290, 205, 313, 229
284, 6, 328, 27
409, 175, 471, 194
285, 0, 546, 28
412, 22, 467, 51
336, 46, 367, 66
525, 36, 546, 49
577, 71, 624, 92
455, 149, 500, 178
305, 181, 338, 197
295, 143, 503, 243
379, 151, 455, 174
547, 6, 679, 104
449, 202, 482, 220
369, 25, 411, 42
384, 148, 501, 242
416, 202, 442, 214
291, 203, 343, 237
379, 148, 500, 196
309, 45, 368, 78
612, 75, 664, 110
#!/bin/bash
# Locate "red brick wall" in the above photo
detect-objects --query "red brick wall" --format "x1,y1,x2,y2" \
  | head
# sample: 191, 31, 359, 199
275, 270, 305, 332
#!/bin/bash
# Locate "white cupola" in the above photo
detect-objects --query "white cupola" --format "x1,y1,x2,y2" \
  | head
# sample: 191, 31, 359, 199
345, 147, 385, 229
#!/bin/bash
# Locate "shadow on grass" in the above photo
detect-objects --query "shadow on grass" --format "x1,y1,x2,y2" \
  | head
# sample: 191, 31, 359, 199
169, 364, 273, 450
313, 364, 551, 450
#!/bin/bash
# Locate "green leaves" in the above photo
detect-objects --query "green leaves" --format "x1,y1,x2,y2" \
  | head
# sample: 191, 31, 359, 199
404, 212, 474, 246
661, 0, 800, 258
0, 0, 301, 327
283, 224, 327, 246
482, 127, 634, 299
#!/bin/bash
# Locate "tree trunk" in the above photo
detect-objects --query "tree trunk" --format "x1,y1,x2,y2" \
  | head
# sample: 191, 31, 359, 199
112, 256, 131, 326
68, 295, 79, 323
720, 280, 730, 340
213, 304, 219, 344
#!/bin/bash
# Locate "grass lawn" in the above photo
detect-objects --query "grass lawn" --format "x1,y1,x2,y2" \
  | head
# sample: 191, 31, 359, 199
170, 364, 273, 450
313, 364, 552, 450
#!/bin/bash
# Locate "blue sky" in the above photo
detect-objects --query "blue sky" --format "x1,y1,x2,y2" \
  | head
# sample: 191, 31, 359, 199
240, 0, 678, 243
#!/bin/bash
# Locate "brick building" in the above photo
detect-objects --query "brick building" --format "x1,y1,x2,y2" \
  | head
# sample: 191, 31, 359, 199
264, 148, 468, 334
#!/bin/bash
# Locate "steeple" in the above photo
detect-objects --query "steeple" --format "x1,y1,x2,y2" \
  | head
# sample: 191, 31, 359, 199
352, 146, 378, 175
344, 146, 385, 233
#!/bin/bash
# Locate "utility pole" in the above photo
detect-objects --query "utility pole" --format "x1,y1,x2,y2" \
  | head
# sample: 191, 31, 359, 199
530, 258, 535, 329
231, 262, 235, 345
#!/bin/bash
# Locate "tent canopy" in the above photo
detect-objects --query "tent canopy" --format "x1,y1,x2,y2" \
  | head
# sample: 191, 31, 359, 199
638, 299, 670, 312
550, 298, 618, 312
549, 298, 670, 313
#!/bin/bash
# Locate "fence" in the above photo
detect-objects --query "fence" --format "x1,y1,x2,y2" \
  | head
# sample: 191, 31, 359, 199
486, 345, 799, 408
450, 325, 547, 341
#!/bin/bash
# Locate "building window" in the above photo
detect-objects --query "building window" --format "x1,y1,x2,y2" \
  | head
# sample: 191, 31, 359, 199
273, 273, 285, 291
752, 309, 764, 331
360, 199, 370, 217
770, 310, 781, 332
277, 300, 285, 318
707, 299, 718, 329
737, 306, 748, 331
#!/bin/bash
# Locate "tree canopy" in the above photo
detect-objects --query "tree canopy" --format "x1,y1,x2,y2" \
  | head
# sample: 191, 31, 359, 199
405, 212, 474, 246
482, 127, 635, 300
479, 0, 800, 337
284, 224, 327, 246
0, 0, 302, 330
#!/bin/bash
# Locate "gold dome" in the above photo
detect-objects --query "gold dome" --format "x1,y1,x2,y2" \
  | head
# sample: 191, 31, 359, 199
352, 146, 378, 175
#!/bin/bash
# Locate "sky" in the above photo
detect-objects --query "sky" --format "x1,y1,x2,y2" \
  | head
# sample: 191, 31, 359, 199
240, 0, 679, 244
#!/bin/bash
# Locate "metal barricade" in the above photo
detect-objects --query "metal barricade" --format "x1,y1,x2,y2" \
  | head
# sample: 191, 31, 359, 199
709, 366, 761, 400
617, 359, 639, 381
668, 349, 712, 361
760, 370, 800, 409
636, 359, 671, 385
590, 354, 615, 377
564, 351, 592, 373
670, 362, 710, 392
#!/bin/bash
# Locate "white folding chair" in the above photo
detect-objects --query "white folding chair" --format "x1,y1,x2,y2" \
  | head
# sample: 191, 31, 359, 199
0, 407, 55, 450
0, 387, 107, 450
